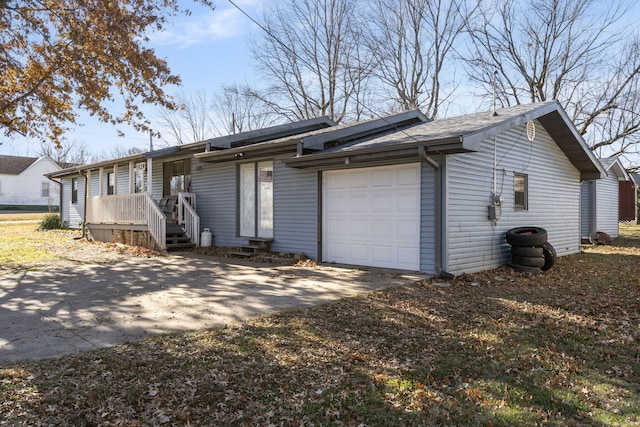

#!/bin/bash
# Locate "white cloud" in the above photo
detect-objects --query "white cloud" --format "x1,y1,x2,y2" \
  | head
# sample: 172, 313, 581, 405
151, 1, 263, 48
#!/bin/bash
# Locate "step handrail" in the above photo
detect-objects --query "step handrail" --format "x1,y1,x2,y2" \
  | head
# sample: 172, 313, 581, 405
177, 192, 200, 246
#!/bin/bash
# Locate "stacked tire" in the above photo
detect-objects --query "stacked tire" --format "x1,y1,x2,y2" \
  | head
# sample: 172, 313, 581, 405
506, 227, 556, 273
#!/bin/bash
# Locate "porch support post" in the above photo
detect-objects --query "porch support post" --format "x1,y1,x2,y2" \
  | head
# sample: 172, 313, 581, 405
129, 161, 135, 193
112, 164, 118, 194
86, 170, 92, 197
99, 168, 104, 196
146, 158, 153, 196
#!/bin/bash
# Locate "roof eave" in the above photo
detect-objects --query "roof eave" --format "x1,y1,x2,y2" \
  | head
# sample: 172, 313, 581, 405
195, 140, 301, 163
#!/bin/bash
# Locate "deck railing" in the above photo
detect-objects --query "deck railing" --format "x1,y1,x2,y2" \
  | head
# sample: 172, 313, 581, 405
86, 193, 167, 250
178, 192, 200, 246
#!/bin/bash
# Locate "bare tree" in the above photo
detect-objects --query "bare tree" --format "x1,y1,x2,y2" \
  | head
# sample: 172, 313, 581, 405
38, 140, 91, 165
156, 90, 217, 145
211, 84, 281, 134
250, 0, 372, 123
465, 0, 640, 160
364, 0, 479, 119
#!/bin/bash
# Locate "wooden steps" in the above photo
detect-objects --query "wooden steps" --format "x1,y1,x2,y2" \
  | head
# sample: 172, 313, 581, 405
230, 238, 274, 257
166, 224, 195, 251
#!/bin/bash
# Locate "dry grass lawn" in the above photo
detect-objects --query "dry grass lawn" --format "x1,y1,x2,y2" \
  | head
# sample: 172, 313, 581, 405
1, 220, 639, 426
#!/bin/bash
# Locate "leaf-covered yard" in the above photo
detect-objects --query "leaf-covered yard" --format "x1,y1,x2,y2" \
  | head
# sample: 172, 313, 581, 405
1, 226, 639, 426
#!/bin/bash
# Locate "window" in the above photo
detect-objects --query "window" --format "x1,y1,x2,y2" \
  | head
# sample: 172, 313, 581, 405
41, 182, 50, 198
514, 173, 528, 210
71, 178, 78, 204
107, 172, 114, 195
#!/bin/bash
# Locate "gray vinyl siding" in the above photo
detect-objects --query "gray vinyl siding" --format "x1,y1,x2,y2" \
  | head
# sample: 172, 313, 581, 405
595, 172, 620, 237
272, 156, 318, 260
117, 164, 129, 194
445, 122, 581, 275
61, 176, 85, 229
191, 159, 243, 247
90, 173, 99, 197
580, 180, 592, 238
420, 160, 437, 274
151, 160, 163, 200
193, 156, 320, 258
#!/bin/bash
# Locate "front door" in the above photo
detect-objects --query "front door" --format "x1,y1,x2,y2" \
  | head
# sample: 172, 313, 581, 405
240, 161, 273, 238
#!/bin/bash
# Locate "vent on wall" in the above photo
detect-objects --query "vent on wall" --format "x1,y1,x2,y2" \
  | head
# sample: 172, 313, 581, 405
526, 121, 536, 142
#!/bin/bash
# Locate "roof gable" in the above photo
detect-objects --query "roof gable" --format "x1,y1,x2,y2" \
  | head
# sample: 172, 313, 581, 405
0, 155, 38, 175
599, 156, 630, 181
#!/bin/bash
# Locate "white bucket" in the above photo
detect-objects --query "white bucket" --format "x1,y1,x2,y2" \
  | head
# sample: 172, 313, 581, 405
201, 228, 213, 247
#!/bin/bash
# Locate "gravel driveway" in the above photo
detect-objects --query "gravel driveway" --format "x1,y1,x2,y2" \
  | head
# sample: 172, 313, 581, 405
0, 252, 424, 363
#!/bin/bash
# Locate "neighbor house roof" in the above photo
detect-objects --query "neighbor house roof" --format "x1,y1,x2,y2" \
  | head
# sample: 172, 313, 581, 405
285, 101, 605, 179
0, 155, 38, 175
599, 156, 630, 181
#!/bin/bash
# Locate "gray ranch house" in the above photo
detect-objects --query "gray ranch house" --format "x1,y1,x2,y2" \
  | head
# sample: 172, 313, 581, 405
48, 100, 604, 276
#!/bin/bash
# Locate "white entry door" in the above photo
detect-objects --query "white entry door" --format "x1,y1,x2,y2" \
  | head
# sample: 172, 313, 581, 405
240, 161, 273, 238
323, 163, 420, 270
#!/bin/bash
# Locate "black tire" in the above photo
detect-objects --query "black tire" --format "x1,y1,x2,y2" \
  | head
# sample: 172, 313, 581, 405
509, 263, 542, 274
511, 246, 544, 257
506, 227, 547, 247
541, 242, 557, 271
511, 255, 545, 268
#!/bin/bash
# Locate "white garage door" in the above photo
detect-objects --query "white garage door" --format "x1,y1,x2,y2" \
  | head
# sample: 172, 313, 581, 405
323, 163, 421, 270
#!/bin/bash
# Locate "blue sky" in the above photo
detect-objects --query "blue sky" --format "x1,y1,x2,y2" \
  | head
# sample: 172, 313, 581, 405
1, 0, 638, 164
0, 0, 265, 158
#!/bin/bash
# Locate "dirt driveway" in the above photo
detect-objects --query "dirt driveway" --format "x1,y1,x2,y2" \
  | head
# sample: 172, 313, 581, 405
0, 252, 424, 363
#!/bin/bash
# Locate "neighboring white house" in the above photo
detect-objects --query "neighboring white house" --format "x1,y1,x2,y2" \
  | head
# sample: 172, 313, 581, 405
580, 156, 630, 240
0, 155, 69, 211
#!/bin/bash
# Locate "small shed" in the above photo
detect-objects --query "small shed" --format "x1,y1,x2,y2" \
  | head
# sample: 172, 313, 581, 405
581, 156, 630, 240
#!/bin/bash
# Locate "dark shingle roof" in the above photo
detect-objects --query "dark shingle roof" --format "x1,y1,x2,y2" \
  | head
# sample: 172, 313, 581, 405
0, 155, 38, 175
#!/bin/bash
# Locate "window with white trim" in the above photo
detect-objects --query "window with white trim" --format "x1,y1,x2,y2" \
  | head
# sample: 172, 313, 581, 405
514, 173, 528, 210
41, 182, 50, 198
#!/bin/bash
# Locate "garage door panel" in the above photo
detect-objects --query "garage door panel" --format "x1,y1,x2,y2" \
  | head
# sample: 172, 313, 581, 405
397, 219, 419, 239
397, 192, 420, 212
348, 220, 368, 238
372, 193, 394, 211
348, 193, 369, 212
326, 194, 346, 213
327, 243, 347, 259
371, 169, 394, 186
326, 173, 347, 189
372, 219, 393, 238
350, 171, 369, 188
323, 164, 420, 270
348, 244, 369, 262
397, 165, 420, 185
372, 245, 393, 264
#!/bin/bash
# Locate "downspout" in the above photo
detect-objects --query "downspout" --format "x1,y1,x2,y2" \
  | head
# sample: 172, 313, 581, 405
589, 179, 597, 243
419, 146, 451, 277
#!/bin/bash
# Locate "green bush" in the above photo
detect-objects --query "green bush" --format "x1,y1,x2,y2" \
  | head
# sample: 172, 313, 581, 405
39, 214, 68, 230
